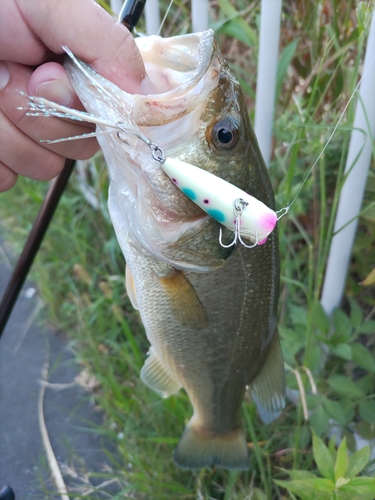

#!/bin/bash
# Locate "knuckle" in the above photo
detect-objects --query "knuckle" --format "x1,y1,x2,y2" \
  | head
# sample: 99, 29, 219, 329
30, 154, 65, 181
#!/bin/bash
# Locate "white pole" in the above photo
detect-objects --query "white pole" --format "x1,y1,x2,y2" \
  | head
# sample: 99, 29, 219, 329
254, 0, 283, 167
192, 0, 209, 32
145, 0, 161, 35
110, 0, 123, 16
320, 10, 375, 316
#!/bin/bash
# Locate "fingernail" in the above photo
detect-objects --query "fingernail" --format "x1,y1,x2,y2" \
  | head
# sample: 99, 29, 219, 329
36, 80, 73, 106
0, 61, 10, 91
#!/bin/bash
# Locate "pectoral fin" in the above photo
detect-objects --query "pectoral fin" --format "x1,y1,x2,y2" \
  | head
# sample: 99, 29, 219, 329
141, 348, 181, 398
159, 270, 208, 329
125, 265, 138, 310
249, 331, 285, 424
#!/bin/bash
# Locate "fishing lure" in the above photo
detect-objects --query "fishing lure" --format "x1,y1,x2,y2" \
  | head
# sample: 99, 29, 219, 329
147, 143, 277, 247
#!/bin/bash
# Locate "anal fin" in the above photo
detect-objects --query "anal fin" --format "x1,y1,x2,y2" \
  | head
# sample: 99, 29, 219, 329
249, 331, 285, 424
141, 348, 181, 398
159, 270, 207, 329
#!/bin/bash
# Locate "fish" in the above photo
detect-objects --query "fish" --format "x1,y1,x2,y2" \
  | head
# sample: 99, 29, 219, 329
31, 29, 285, 470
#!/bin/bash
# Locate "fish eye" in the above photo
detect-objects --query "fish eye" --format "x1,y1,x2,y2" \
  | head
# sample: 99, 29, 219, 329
208, 118, 240, 151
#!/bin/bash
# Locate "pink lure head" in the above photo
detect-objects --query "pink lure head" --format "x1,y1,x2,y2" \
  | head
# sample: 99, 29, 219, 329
259, 211, 277, 235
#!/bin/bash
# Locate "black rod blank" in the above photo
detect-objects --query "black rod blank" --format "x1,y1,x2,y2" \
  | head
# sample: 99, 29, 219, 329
119, 0, 146, 31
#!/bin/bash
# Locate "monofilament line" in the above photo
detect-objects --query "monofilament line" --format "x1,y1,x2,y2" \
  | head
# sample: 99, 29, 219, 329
277, 64, 370, 220
157, 0, 174, 36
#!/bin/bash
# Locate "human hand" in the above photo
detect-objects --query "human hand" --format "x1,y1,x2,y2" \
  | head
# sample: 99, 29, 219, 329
0, 0, 147, 191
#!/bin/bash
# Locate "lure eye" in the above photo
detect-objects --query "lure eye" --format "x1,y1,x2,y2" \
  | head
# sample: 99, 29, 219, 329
208, 118, 240, 151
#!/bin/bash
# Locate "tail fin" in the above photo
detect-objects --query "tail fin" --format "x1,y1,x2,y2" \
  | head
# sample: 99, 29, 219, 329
174, 421, 249, 470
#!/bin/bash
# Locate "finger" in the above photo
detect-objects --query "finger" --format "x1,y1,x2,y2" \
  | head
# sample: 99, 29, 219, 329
0, 0, 48, 64
0, 161, 18, 192
0, 61, 100, 160
28, 62, 81, 109
16, 0, 146, 93
0, 108, 65, 180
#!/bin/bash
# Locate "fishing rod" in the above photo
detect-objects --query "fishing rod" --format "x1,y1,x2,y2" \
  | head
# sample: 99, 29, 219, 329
0, 1, 146, 498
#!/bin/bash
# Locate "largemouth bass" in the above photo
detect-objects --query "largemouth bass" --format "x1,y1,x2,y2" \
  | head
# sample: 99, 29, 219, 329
33, 29, 285, 470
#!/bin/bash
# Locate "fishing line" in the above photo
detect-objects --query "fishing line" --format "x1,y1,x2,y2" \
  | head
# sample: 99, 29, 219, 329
276, 55, 375, 220
157, 0, 174, 36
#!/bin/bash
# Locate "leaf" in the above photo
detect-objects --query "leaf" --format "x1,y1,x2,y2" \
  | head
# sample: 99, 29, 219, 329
328, 375, 365, 398
217, 19, 256, 47
361, 268, 375, 286
215, 0, 257, 47
286, 470, 318, 480
356, 374, 375, 395
328, 435, 337, 461
276, 39, 299, 101
355, 421, 375, 440
310, 404, 330, 436
349, 298, 363, 328
338, 477, 375, 500
340, 397, 356, 424
346, 446, 370, 477
359, 399, 375, 424
336, 477, 350, 487
332, 309, 352, 342
279, 325, 305, 359
359, 320, 375, 334
331, 343, 352, 361
322, 397, 347, 424
274, 477, 335, 500
289, 304, 308, 326
273, 479, 334, 500
312, 431, 335, 481
252, 488, 268, 500
309, 344, 325, 372
351, 343, 375, 373
334, 437, 348, 481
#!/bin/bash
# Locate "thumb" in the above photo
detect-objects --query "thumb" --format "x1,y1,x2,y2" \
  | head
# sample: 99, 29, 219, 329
18, 0, 147, 94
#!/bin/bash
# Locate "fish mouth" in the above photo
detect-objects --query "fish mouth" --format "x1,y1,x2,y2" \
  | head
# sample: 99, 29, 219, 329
131, 30, 220, 126
136, 30, 215, 93
63, 30, 221, 146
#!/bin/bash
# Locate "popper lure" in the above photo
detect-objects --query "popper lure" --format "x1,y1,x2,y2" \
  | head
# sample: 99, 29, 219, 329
148, 143, 277, 247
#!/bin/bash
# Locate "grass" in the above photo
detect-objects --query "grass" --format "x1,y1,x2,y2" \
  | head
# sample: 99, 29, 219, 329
1, 0, 375, 498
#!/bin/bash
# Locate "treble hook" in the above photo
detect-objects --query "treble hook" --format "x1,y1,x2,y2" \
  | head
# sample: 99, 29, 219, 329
219, 198, 259, 249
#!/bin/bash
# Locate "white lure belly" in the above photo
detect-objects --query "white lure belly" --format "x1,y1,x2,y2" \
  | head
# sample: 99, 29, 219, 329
160, 157, 277, 245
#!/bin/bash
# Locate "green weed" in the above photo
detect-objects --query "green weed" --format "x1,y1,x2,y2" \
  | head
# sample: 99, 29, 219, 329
274, 431, 375, 500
